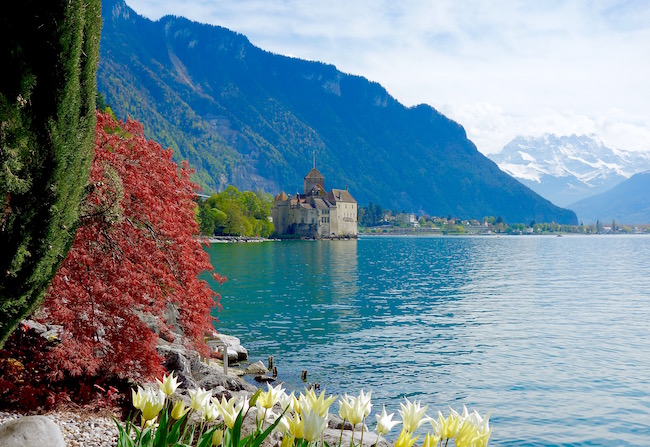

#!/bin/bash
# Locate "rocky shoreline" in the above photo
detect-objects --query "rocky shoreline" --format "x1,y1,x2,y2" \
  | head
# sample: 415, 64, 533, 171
0, 330, 391, 447
0, 329, 259, 447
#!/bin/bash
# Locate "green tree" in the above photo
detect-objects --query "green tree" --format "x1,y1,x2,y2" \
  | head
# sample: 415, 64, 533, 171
0, 0, 102, 346
196, 187, 273, 237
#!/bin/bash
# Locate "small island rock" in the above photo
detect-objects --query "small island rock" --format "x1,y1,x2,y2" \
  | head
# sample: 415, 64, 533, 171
245, 360, 268, 375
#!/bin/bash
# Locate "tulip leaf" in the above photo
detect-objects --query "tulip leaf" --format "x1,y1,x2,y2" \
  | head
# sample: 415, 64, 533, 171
232, 411, 244, 447
167, 414, 188, 444
197, 426, 218, 447
153, 408, 170, 447
139, 425, 154, 446
113, 417, 136, 447
247, 405, 289, 447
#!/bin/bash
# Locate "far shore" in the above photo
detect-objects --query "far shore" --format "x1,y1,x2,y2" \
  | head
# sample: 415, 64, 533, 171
208, 236, 279, 243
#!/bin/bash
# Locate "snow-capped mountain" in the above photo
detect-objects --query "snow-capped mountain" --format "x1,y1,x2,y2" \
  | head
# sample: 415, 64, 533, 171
488, 134, 650, 207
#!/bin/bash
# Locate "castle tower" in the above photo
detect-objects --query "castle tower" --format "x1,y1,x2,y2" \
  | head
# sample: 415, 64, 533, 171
304, 167, 325, 194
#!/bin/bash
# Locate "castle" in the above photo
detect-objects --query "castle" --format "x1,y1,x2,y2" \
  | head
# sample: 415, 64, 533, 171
271, 167, 357, 238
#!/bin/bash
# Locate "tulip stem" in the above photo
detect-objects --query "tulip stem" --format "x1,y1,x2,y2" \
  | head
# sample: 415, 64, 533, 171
360, 416, 366, 447
337, 419, 346, 447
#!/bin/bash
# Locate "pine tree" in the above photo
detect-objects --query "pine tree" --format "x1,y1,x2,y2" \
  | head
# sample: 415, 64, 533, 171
0, 0, 102, 346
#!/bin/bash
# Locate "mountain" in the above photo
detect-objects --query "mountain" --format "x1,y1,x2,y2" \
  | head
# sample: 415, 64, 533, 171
97, 0, 577, 224
568, 171, 650, 224
488, 134, 650, 207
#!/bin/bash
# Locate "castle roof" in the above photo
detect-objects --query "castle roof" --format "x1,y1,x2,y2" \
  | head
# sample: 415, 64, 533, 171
328, 188, 356, 204
274, 191, 289, 202
304, 168, 324, 180
312, 197, 331, 210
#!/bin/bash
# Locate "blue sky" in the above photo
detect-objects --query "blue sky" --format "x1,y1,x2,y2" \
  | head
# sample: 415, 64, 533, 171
124, 0, 650, 155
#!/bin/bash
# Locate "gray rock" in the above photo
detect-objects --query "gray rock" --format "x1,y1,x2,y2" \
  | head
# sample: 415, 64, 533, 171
45, 324, 63, 333
21, 320, 47, 334
21, 320, 63, 342
211, 334, 248, 360
323, 426, 390, 447
136, 310, 162, 334
245, 361, 268, 375
157, 331, 256, 394
214, 347, 240, 363
215, 334, 241, 347
0, 415, 65, 447
254, 375, 276, 383
232, 345, 249, 361
227, 348, 240, 363
163, 303, 182, 334
328, 414, 354, 431
211, 386, 233, 402
158, 342, 197, 389
190, 356, 257, 392
40, 330, 61, 342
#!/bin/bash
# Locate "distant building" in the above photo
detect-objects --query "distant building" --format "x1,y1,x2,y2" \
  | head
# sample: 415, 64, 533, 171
272, 167, 357, 238
396, 213, 417, 226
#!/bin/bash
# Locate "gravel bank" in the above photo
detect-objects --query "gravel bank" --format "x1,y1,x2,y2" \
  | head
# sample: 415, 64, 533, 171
0, 410, 118, 447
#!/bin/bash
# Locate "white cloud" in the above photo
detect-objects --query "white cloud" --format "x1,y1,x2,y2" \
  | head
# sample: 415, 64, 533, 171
124, 0, 650, 155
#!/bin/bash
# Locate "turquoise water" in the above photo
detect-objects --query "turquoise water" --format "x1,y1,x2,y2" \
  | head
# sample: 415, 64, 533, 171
204, 235, 650, 446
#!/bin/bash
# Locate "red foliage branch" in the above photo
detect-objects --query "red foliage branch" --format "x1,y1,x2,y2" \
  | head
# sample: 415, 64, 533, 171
39, 111, 221, 381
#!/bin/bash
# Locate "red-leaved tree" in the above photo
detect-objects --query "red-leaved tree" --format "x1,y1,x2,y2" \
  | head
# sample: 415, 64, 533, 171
38, 111, 222, 381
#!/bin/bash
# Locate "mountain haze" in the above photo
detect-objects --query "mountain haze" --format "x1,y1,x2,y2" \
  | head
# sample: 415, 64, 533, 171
489, 134, 650, 207
97, 0, 577, 224
568, 171, 650, 224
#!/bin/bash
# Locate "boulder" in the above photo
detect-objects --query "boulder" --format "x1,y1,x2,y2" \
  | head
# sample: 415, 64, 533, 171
0, 416, 65, 447
159, 341, 197, 389
21, 320, 47, 334
245, 360, 268, 375
328, 414, 354, 431
21, 320, 62, 342
254, 375, 276, 383
211, 386, 233, 402
190, 355, 257, 392
232, 344, 249, 361
157, 339, 256, 393
162, 303, 183, 334
214, 347, 239, 363
157, 328, 257, 394
210, 335, 248, 362
227, 348, 240, 363
215, 333, 241, 347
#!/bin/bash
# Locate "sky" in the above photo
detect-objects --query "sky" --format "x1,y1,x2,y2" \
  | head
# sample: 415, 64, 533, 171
124, 0, 650, 155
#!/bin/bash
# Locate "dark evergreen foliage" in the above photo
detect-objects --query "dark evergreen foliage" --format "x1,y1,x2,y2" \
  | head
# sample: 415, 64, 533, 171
0, 0, 102, 346
98, 0, 577, 225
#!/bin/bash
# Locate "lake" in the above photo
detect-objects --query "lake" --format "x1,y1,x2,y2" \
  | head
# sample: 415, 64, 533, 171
203, 235, 650, 446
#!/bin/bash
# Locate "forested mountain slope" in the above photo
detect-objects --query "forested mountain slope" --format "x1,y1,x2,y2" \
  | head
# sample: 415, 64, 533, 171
98, 0, 577, 224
